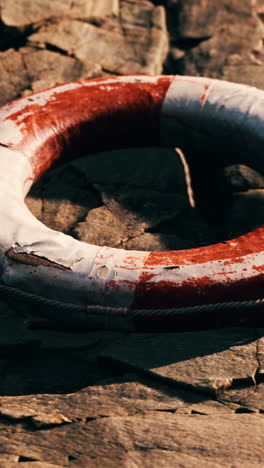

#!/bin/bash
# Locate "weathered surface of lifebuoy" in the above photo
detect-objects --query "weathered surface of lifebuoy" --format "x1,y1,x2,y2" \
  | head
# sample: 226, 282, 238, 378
0, 75, 264, 309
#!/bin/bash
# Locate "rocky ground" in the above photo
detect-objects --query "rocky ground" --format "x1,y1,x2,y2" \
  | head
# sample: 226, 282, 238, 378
1, 0, 264, 466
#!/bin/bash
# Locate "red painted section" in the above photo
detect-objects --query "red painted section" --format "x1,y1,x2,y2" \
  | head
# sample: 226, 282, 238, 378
132, 226, 264, 308
143, 226, 264, 266
4, 76, 173, 181
132, 272, 264, 309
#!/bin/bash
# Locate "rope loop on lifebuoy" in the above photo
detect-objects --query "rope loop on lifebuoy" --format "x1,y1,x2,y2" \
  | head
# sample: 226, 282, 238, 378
0, 75, 264, 315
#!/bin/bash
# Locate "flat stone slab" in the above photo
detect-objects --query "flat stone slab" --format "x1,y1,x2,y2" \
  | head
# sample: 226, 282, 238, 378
1, 413, 264, 467
101, 328, 259, 395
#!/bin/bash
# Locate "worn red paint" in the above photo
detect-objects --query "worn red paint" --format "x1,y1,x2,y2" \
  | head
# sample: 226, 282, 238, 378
2, 74, 264, 312
132, 273, 264, 309
143, 226, 264, 267
105, 279, 135, 293
4, 76, 172, 181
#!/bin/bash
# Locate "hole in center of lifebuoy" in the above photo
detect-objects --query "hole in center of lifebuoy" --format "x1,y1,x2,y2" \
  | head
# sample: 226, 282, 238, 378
26, 147, 264, 251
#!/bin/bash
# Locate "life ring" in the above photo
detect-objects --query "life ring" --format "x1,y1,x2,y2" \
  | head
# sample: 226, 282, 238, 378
0, 74, 264, 310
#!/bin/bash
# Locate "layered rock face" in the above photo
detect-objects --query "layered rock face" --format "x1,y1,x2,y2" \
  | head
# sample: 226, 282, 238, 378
0, 0, 168, 103
1, 1, 264, 467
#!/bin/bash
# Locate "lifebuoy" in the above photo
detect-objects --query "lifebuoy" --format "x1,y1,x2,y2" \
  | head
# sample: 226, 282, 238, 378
0, 75, 264, 311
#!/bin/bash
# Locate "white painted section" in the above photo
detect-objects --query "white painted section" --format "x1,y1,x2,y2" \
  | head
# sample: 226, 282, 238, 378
160, 76, 264, 172
0, 146, 32, 198
0, 148, 147, 306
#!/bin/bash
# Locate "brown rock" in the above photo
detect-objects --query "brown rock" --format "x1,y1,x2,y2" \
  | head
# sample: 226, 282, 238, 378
26, 164, 100, 234
1, 0, 119, 27
1, 413, 264, 466
27, 147, 194, 250
73, 205, 132, 247
223, 64, 264, 89
0, 376, 207, 422
0, 455, 19, 462
179, 0, 264, 78
0, 47, 101, 106
1, 463, 65, 468
0, 49, 30, 106
28, 2, 168, 75
0, 2, 168, 105
20, 47, 102, 93
178, 0, 256, 38
101, 328, 259, 395
120, 232, 194, 251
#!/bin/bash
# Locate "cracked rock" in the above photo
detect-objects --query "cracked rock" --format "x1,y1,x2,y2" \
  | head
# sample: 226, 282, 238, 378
0, 1, 168, 104
1, 0, 119, 27
0, 377, 205, 421
100, 328, 259, 395
0, 49, 30, 106
0, 47, 101, 106
27, 147, 193, 250
1, 414, 264, 467
178, 0, 257, 38
180, 0, 264, 79
28, 2, 168, 75
26, 163, 101, 234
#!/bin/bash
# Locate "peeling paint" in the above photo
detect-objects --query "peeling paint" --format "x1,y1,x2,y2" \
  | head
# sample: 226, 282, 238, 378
0, 75, 264, 309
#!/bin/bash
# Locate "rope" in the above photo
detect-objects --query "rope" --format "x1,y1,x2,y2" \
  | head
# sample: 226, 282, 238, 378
132, 298, 264, 317
1, 282, 264, 330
